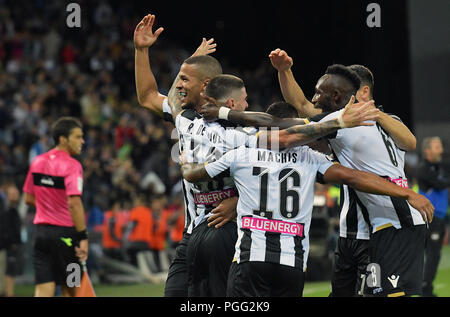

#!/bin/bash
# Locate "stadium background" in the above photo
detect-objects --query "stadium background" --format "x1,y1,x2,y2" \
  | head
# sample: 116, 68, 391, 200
0, 0, 448, 296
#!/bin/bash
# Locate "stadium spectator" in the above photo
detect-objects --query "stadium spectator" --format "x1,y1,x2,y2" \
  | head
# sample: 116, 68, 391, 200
418, 137, 450, 297
102, 202, 125, 261
0, 180, 24, 297
148, 194, 171, 274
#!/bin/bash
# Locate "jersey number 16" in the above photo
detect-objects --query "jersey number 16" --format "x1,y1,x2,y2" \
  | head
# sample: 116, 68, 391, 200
252, 167, 301, 220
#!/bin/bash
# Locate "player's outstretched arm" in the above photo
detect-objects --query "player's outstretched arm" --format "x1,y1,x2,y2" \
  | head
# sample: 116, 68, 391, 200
180, 163, 212, 183
323, 164, 434, 223
200, 94, 308, 128
260, 97, 379, 149
134, 14, 166, 117
269, 49, 321, 118
377, 112, 417, 151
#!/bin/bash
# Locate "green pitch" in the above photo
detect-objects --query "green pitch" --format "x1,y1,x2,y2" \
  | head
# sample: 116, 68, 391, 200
13, 245, 450, 297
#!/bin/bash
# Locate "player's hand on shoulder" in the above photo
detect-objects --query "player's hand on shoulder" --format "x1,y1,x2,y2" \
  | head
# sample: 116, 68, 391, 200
269, 48, 293, 72
134, 14, 164, 50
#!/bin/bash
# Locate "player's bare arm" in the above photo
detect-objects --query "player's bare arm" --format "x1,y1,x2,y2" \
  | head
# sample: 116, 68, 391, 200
269, 48, 321, 118
260, 97, 379, 148
377, 111, 417, 151
323, 164, 434, 223
200, 99, 307, 128
180, 163, 212, 183
134, 14, 166, 116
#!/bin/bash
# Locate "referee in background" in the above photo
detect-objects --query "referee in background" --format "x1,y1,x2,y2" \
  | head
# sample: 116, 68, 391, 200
23, 117, 88, 297
418, 136, 450, 297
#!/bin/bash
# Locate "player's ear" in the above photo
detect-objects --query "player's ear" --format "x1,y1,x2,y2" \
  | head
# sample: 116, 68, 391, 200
201, 79, 211, 92
226, 98, 235, 110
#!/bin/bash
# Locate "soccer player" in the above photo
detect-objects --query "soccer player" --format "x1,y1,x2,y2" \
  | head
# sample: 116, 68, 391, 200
23, 117, 87, 297
179, 139, 433, 297
134, 13, 233, 297
265, 64, 433, 297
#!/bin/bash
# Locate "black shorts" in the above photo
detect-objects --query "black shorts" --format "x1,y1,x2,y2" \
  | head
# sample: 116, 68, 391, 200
227, 261, 305, 297
331, 237, 370, 297
186, 220, 237, 297
164, 231, 190, 297
33, 224, 81, 286
364, 224, 427, 297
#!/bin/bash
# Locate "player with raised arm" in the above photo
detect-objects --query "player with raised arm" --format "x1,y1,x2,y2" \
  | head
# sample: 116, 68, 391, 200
269, 52, 420, 296
265, 64, 433, 297
134, 13, 233, 297
179, 142, 433, 297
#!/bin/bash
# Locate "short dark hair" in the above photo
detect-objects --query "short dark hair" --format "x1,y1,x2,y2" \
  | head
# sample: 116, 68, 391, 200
266, 102, 299, 119
325, 64, 361, 93
348, 64, 375, 97
51, 117, 82, 145
205, 74, 244, 101
183, 55, 223, 80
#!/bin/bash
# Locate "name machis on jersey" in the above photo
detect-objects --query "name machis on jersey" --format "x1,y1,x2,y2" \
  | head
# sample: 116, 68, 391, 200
257, 150, 298, 164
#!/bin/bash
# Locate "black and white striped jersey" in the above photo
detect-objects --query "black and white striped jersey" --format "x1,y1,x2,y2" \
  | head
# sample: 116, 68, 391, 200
205, 145, 334, 271
312, 109, 425, 238
181, 116, 258, 227
163, 99, 197, 234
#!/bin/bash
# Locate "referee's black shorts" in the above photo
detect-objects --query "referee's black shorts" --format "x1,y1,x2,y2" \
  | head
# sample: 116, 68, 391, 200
186, 220, 237, 297
227, 261, 305, 297
331, 237, 370, 297
364, 224, 427, 297
33, 224, 81, 286
164, 231, 190, 297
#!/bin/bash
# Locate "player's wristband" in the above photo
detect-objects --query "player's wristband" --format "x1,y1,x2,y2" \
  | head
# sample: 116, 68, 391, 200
337, 113, 346, 128
75, 229, 88, 241
218, 107, 231, 120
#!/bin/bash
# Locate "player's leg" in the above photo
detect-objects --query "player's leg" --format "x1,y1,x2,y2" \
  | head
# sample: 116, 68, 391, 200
164, 234, 189, 296
33, 225, 57, 297
272, 264, 305, 297
186, 222, 209, 296
330, 237, 358, 297
34, 282, 56, 297
226, 261, 272, 297
366, 225, 427, 297
202, 221, 237, 296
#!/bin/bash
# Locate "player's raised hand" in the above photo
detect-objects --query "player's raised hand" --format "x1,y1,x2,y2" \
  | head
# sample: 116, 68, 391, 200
340, 96, 380, 128
134, 14, 164, 50
269, 48, 293, 72
191, 38, 217, 57
199, 93, 221, 122
407, 192, 434, 223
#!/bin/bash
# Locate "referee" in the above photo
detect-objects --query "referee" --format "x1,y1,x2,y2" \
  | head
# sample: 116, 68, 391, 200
23, 117, 88, 297
418, 137, 450, 297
